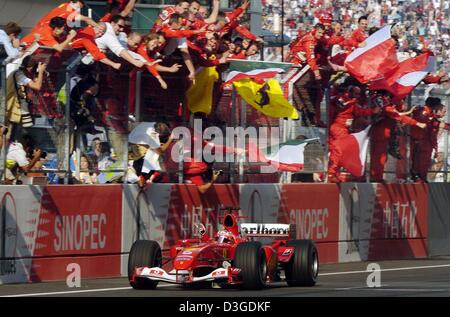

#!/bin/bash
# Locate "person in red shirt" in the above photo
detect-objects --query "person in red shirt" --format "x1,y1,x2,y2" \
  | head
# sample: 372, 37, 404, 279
136, 33, 182, 89
160, 13, 206, 83
23, 17, 77, 53
28, 1, 97, 34
370, 91, 426, 183
410, 97, 450, 182
180, 125, 227, 194
327, 86, 380, 182
71, 22, 121, 69
329, 86, 379, 140
184, 162, 222, 194
151, 0, 190, 33
290, 23, 326, 127
214, 0, 261, 42
423, 72, 450, 85
101, 0, 136, 22
188, 0, 220, 30
343, 16, 368, 51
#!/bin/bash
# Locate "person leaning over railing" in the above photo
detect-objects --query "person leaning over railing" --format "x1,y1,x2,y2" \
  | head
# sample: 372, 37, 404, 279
5, 135, 43, 185
0, 22, 22, 60
21, 17, 77, 53
28, 0, 97, 34
94, 15, 145, 69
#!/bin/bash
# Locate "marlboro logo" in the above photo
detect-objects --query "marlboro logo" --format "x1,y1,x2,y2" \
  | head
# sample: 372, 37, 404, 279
240, 223, 290, 236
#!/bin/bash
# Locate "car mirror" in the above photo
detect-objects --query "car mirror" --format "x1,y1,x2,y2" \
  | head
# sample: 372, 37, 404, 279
194, 223, 206, 238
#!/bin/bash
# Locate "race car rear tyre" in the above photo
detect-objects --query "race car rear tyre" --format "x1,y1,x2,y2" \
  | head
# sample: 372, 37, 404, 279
128, 240, 161, 290
234, 241, 267, 290
285, 240, 319, 287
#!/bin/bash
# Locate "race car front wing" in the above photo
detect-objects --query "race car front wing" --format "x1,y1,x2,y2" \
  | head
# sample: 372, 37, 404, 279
133, 266, 242, 284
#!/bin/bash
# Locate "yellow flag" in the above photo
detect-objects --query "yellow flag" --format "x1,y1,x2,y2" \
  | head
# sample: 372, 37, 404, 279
233, 78, 299, 119
187, 67, 219, 115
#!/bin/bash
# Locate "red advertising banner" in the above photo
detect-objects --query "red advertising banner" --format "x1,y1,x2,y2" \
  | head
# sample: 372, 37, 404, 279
29, 185, 122, 281
278, 184, 340, 263
368, 183, 428, 260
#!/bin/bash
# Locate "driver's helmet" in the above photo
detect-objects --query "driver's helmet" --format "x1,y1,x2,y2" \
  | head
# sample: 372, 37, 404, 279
216, 230, 235, 243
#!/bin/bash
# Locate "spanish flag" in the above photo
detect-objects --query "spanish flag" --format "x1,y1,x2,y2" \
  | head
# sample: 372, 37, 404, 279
187, 67, 219, 115
233, 78, 299, 119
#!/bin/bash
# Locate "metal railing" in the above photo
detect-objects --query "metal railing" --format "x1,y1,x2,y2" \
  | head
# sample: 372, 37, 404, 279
0, 46, 136, 184
2, 47, 449, 185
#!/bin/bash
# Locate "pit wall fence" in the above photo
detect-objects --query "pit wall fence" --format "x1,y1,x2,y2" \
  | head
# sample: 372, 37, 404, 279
0, 183, 448, 284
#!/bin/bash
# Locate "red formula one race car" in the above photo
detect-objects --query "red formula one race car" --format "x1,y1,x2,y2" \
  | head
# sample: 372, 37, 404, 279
128, 209, 318, 290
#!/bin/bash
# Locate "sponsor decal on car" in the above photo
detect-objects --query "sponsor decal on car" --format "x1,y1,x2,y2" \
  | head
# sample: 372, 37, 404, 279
240, 223, 291, 236
149, 268, 164, 276
282, 248, 293, 256
212, 270, 227, 277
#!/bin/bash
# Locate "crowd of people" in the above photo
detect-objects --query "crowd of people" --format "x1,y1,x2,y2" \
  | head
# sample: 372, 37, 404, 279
0, 0, 264, 187
0, 0, 449, 188
262, 0, 450, 69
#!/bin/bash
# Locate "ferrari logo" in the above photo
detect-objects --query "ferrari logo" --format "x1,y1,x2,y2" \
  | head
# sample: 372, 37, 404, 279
255, 83, 270, 108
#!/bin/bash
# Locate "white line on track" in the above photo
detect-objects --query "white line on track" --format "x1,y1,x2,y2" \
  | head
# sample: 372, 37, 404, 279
356, 288, 449, 292
2, 284, 173, 297
3, 263, 450, 297
319, 264, 450, 276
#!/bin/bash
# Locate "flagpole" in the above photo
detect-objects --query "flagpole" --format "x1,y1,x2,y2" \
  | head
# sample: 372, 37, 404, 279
281, 0, 284, 62
230, 88, 237, 184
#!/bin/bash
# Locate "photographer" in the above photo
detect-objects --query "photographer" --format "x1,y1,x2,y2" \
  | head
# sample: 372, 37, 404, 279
6, 55, 47, 127
70, 75, 101, 135
184, 162, 222, 194
5, 135, 42, 184
180, 123, 223, 194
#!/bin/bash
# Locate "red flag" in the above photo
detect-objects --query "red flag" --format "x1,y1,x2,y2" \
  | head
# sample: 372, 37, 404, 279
332, 126, 371, 177
369, 52, 435, 99
345, 25, 398, 84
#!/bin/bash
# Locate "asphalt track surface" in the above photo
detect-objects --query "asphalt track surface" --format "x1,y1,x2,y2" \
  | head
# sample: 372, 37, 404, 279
2, 258, 450, 297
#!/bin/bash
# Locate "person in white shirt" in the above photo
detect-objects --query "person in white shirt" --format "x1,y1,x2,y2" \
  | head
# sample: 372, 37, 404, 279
6, 135, 42, 184
0, 22, 22, 60
95, 15, 144, 68
121, 32, 163, 68
128, 122, 174, 186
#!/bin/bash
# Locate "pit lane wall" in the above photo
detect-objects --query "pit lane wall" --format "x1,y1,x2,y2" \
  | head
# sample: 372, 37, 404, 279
1, 183, 448, 284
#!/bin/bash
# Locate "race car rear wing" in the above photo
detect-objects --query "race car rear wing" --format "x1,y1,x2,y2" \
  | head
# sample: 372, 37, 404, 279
239, 223, 296, 239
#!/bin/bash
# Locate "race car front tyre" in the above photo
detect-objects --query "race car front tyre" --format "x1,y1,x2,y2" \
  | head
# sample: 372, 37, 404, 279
128, 240, 162, 289
234, 241, 267, 290
285, 240, 319, 287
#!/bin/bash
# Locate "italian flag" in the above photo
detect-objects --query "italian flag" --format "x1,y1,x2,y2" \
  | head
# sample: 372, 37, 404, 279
225, 59, 293, 84
225, 68, 286, 84
249, 138, 320, 172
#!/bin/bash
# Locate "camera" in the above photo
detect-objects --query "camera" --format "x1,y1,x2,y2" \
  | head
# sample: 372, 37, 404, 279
76, 107, 95, 124
28, 148, 47, 159
1, 126, 8, 135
